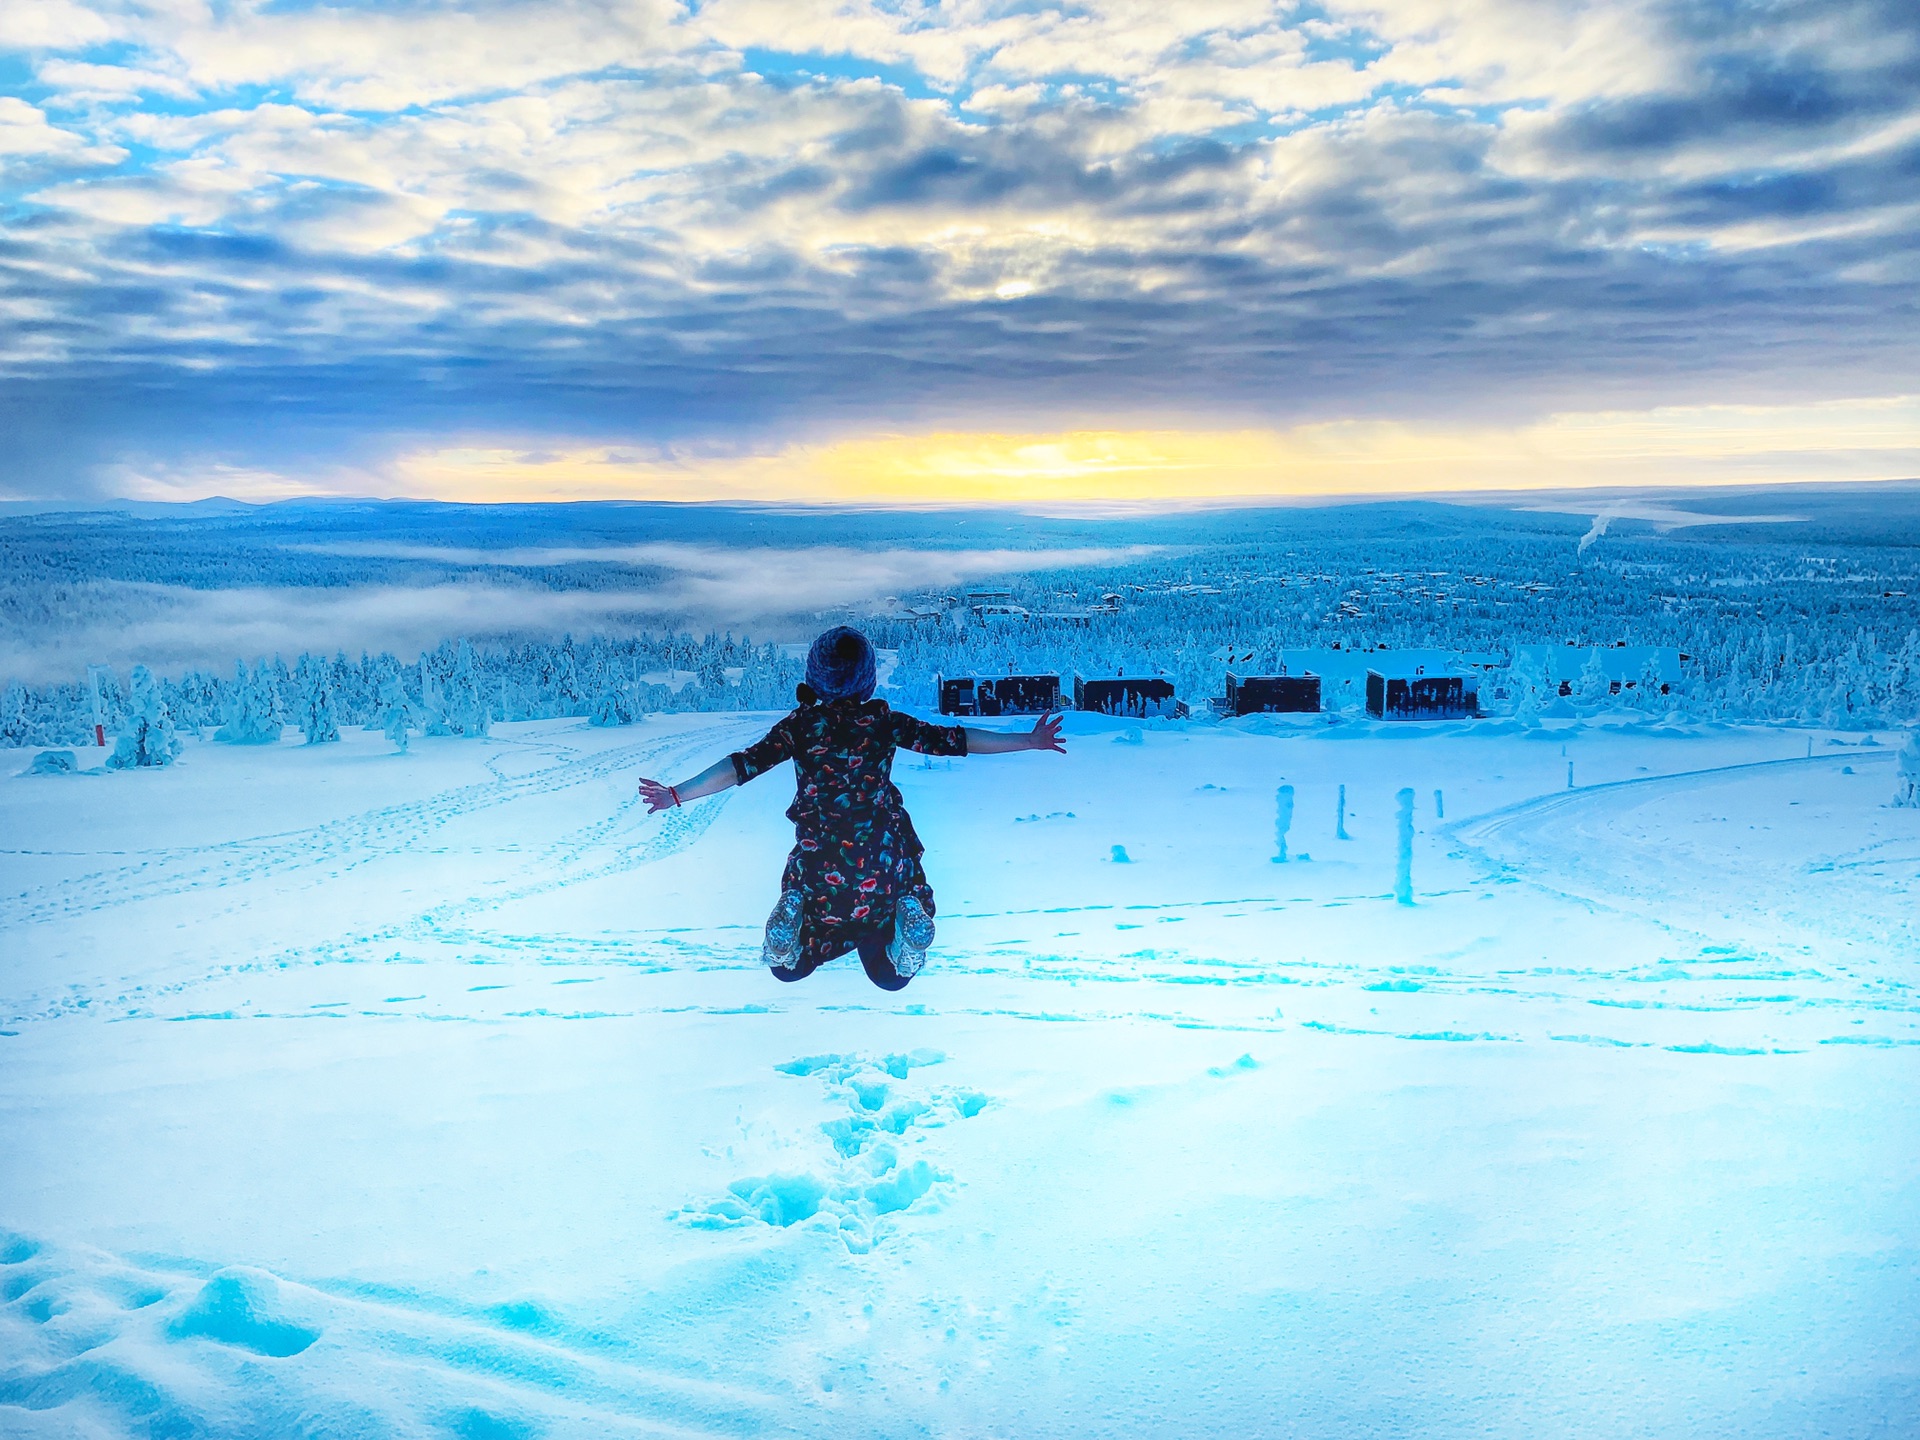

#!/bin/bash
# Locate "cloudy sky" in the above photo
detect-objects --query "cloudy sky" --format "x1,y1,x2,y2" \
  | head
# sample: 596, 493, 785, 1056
2, 0, 1917, 503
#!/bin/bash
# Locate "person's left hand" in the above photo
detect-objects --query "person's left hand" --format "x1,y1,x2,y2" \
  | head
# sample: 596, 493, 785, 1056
638, 777, 679, 813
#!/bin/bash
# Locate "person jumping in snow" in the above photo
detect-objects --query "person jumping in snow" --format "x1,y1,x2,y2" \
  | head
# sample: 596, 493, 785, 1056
639, 626, 1065, 990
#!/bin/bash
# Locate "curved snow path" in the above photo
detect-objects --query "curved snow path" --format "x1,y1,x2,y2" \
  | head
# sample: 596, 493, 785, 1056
1451, 748, 1913, 958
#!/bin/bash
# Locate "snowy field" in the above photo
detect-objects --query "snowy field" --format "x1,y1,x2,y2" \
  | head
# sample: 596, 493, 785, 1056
2, 711, 1917, 1437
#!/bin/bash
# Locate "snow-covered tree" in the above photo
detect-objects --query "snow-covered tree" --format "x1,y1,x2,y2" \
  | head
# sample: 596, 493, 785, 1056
0, 682, 29, 748
1894, 730, 1920, 809
379, 676, 421, 754
550, 642, 586, 718
1574, 648, 1613, 706
589, 681, 632, 727
1632, 652, 1667, 711
696, 647, 729, 705
266, 656, 293, 730
1504, 655, 1547, 720
301, 652, 343, 744
106, 665, 183, 769
215, 661, 283, 744
440, 640, 490, 737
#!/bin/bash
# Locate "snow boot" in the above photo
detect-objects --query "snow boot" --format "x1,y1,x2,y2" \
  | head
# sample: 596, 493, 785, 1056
762, 890, 803, 969
886, 895, 935, 979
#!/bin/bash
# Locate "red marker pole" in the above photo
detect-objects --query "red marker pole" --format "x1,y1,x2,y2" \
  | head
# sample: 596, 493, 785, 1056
88, 665, 109, 746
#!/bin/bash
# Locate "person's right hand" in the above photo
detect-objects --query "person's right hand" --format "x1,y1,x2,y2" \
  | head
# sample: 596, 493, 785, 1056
1028, 713, 1066, 753
638, 777, 679, 813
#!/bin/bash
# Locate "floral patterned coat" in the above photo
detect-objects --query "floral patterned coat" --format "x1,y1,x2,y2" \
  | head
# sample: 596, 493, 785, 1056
729, 698, 968, 968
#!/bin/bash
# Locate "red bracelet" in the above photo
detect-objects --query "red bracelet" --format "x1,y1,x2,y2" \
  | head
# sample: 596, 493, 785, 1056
669, 785, 681, 807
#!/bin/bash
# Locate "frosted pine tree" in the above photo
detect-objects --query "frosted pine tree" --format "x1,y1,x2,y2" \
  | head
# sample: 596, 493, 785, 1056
215, 660, 283, 744
697, 646, 730, 709
300, 656, 341, 744
442, 640, 490, 737
1894, 729, 1920, 809
360, 654, 401, 729
417, 650, 452, 736
266, 657, 293, 732
106, 665, 183, 769
589, 681, 632, 727
1574, 648, 1613, 706
379, 676, 420, 753
553, 649, 585, 718
1, 681, 29, 748
1634, 653, 1667, 712
1506, 657, 1543, 720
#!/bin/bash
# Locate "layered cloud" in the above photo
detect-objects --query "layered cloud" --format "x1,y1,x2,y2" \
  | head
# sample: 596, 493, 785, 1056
1, 0, 1916, 498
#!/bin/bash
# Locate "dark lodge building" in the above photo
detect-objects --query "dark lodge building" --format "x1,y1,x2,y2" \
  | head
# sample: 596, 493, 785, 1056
1218, 671, 1321, 715
936, 673, 1063, 716
1073, 674, 1187, 718
1366, 666, 1480, 721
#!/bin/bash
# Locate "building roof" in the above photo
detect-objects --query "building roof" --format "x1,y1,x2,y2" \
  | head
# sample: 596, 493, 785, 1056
1366, 664, 1477, 681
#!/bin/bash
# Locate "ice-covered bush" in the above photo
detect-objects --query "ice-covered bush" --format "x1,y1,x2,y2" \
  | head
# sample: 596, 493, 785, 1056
589, 685, 632, 727
106, 665, 183, 769
27, 749, 78, 775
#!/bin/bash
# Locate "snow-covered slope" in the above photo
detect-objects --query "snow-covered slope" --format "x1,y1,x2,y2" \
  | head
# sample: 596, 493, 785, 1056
1, 714, 1915, 1437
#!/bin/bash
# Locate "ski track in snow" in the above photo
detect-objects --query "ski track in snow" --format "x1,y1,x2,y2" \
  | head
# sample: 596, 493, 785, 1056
11, 718, 1904, 1052
0, 720, 762, 928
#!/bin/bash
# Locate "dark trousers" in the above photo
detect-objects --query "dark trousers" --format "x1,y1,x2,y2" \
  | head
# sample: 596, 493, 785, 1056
771, 933, 910, 991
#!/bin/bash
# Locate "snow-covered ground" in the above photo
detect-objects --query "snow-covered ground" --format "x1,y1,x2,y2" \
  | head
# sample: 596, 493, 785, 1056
2, 712, 1916, 1437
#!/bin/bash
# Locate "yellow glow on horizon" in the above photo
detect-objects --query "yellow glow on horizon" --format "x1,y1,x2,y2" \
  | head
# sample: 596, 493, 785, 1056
121, 396, 1920, 506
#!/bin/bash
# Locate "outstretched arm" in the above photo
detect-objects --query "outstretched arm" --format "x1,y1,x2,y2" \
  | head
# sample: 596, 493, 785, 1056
963, 712, 1066, 755
638, 756, 738, 813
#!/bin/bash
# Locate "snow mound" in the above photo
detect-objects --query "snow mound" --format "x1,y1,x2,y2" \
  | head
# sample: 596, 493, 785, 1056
167, 1269, 320, 1358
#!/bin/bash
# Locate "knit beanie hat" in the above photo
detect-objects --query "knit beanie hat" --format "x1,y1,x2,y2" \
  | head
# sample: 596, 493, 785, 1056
804, 626, 877, 702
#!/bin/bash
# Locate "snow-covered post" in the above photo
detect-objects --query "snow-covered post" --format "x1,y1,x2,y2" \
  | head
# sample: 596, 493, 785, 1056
1336, 783, 1350, 840
86, 664, 112, 747
1433, 787, 1444, 820
1272, 784, 1294, 863
1895, 730, 1920, 808
1566, 760, 1575, 789
1394, 788, 1414, 905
